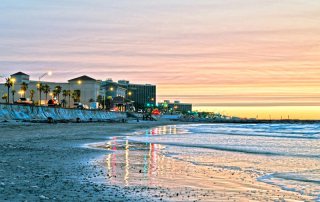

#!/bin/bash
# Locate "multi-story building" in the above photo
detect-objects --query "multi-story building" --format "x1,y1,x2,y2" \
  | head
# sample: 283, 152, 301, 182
100, 79, 127, 98
0, 72, 100, 107
0, 72, 157, 111
68, 75, 101, 106
158, 100, 192, 113
99, 79, 128, 111
118, 80, 156, 110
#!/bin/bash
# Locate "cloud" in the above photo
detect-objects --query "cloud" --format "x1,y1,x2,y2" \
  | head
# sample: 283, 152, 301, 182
1, 0, 320, 115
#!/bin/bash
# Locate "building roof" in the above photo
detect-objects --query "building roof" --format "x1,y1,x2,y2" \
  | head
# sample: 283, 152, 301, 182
11, 72, 29, 76
68, 75, 96, 82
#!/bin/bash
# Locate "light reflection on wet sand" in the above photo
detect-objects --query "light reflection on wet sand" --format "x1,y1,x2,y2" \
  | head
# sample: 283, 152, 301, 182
98, 125, 317, 201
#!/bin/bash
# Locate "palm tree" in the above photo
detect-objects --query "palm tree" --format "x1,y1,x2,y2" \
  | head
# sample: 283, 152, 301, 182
67, 90, 71, 108
11, 90, 16, 103
4, 78, 13, 103
72, 90, 80, 103
37, 83, 43, 105
42, 84, 51, 101
2, 94, 8, 103
29, 89, 35, 102
52, 89, 57, 99
62, 90, 68, 108
20, 82, 28, 98
54, 86, 62, 102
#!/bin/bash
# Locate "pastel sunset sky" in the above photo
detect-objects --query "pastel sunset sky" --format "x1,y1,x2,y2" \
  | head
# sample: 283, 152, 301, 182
1, 0, 320, 119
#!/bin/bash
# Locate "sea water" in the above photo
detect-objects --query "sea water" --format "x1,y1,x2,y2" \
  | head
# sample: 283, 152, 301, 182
127, 124, 320, 200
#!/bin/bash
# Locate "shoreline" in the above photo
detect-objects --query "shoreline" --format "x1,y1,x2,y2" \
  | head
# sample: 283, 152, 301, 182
0, 121, 317, 201
90, 124, 316, 202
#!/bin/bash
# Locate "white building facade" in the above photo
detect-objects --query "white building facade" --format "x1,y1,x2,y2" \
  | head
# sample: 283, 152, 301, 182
0, 72, 100, 107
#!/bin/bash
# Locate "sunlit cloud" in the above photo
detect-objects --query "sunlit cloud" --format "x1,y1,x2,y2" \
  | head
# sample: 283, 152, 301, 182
1, 0, 320, 119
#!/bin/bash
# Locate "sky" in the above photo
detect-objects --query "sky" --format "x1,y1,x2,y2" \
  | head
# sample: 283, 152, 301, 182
1, 0, 320, 119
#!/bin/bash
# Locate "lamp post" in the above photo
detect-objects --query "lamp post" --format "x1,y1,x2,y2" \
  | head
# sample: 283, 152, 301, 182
19, 90, 24, 98
10, 78, 16, 103
77, 80, 82, 103
126, 91, 133, 112
38, 71, 52, 106
39, 71, 52, 81
105, 86, 114, 111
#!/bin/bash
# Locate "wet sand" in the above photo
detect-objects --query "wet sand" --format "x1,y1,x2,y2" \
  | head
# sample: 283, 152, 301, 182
94, 135, 315, 201
0, 121, 316, 201
0, 121, 174, 201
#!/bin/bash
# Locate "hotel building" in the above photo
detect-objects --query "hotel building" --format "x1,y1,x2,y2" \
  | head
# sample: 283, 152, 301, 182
0, 72, 156, 111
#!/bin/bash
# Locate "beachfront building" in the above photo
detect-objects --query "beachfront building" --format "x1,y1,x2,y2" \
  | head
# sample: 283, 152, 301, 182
0, 72, 157, 111
0, 72, 100, 107
99, 79, 130, 111
99, 79, 156, 111
68, 75, 101, 107
158, 100, 193, 113
118, 80, 156, 110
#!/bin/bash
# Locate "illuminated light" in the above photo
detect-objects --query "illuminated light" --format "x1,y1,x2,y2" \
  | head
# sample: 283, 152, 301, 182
128, 91, 132, 96
151, 98, 154, 101
77, 80, 82, 85
125, 140, 130, 186
48, 71, 52, 76
110, 87, 114, 91
10, 78, 16, 83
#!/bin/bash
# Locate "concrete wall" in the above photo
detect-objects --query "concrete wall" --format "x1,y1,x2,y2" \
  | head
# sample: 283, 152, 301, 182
0, 104, 127, 122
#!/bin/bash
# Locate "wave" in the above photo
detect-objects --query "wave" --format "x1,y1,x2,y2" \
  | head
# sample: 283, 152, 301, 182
258, 172, 320, 200
128, 139, 320, 159
184, 124, 320, 140
259, 172, 320, 185
187, 131, 320, 140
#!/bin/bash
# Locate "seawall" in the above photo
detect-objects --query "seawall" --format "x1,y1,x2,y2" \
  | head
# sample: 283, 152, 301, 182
0, 104, 127, 122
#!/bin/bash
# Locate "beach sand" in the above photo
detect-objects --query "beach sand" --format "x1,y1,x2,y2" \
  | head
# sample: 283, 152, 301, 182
0, 121, 315, 201
0, 121, 174, 201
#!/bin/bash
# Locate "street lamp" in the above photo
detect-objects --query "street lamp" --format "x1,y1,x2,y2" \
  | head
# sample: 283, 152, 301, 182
19, 90, 24, 98
39, 71, 52, 81
104, 86, 114, 111
11, 78, 16, 89
76, 80, 82, 103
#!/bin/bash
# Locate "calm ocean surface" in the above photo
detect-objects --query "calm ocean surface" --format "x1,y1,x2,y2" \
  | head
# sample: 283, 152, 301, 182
128, 124, 320, 200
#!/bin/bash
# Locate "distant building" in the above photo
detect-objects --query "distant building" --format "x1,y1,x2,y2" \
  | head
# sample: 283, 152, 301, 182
100, 79, 127, 98
118, 80, 156, 110
158, 100, 192, 112
99, 79, 129, 111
